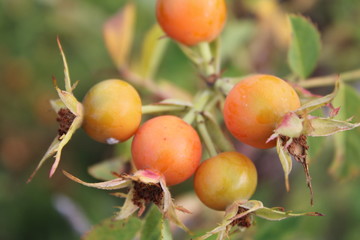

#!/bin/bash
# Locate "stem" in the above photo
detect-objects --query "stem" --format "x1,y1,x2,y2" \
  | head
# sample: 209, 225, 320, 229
299, 69, 360, 88
214, 78, 236, 96
213, 38, 222, 74
182, 109, 196, 125
142, 104, 189, 115
202, 112, 235, 152
198, 42, 216, 77
182, 89, 214, 125
119, 66, 172, 99
197, 114, 218, 157
204, 93, 221, 112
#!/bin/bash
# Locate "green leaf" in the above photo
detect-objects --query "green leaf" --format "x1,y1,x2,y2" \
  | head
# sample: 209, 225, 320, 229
140, 205, 173, 240
177, 44, 202, 66
288, 15, 321, 79
83, 217, 142, 240
103, 3, 136, 68
307, 136, 326, 161
88, 157, 126, 181
330, 84, 360, 179
137, 24, 169, 79
220, 21, 255, 62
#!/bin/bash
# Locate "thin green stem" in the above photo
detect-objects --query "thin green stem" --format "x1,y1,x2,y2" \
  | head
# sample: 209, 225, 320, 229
196, 114, 218, 157
198, 42, 216, 77
182, 89, 214, 125
204, 93, 221, 112
299, 69, 360, 88
214, 78, 236, 96
182, 109, 196, 125
142, 104, 189, 115
213, 38, 222, 74
202, 112, 235, 152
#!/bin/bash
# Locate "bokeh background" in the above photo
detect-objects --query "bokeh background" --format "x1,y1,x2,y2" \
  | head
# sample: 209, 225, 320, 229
1, 0, 360, 239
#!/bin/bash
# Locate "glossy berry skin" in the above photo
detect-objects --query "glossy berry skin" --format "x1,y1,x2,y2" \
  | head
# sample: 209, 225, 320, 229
82, 79, 142, 144
131, 115, 202, 186
194, 152, 257, 211
223, 75, 301, 149
156, 0, 227, 46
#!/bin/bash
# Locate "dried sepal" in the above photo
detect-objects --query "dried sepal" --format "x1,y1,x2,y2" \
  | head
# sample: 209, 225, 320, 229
27, 39, 83, 183
62, 170, 131, 190
116, 188, 140, 220
305, 117, 360, 137
269, 78, 360, 204
50, 98, 66, 113
63, 169, 190, 233
197, 200, 322, 240
292, 84, 323, 102
255, 206, 324, 220
48, 114, 82, 177
56, 37, 73, 93
276, 136, 293, 192
177, 44, 203, 66
295, 79, 339, 115
277, 134, 314, 205
267, 112, 304, 143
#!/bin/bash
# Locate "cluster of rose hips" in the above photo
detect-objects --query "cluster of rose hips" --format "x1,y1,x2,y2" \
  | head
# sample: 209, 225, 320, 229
31, 0, 360, 237
77, 73, 299, 213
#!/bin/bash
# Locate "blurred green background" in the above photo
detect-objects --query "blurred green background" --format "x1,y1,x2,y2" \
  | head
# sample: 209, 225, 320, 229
0, 0, 359, 239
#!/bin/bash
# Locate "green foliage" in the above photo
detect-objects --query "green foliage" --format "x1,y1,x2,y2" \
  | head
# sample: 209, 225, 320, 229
140, 205, 172, 240
1, 0, 360, 240
288, 15, 321, 79
84, 217, 142, 240
331, 84, 360, 178
88, 158, 124, 181
137, 24, 169, 80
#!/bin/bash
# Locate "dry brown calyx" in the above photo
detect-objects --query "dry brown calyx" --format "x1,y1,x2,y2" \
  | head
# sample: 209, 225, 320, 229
230, 206, 252, 228
56, 108, 76, 138
281, 134, 313, 205
281, 134, 309, 161
132, 181, 164, 208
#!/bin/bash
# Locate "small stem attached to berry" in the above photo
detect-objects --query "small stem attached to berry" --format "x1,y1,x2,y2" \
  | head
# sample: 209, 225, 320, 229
214, 77, 238, 96
197, 42, 216, 78
183, 89, 214, 125
196, 113, 218, 157
142, 104, 189, 115
202, 112, 235, 153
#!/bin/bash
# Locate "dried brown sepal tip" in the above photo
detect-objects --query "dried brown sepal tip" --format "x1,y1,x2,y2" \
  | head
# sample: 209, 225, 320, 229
132, 181, 164, 216
230, 207, 252, 228
57, 108, 76, 138
27, 39, 84, 183
197, 200, 323, 240
281, 134, 314, 205
62, 169, 191, 233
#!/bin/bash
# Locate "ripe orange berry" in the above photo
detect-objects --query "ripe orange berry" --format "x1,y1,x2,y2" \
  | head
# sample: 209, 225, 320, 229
82, 79, 142, 144
131, 115, 202, 186
194, 152, 258, 211
156, 0, 227, 46
223, 75, 301, 149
